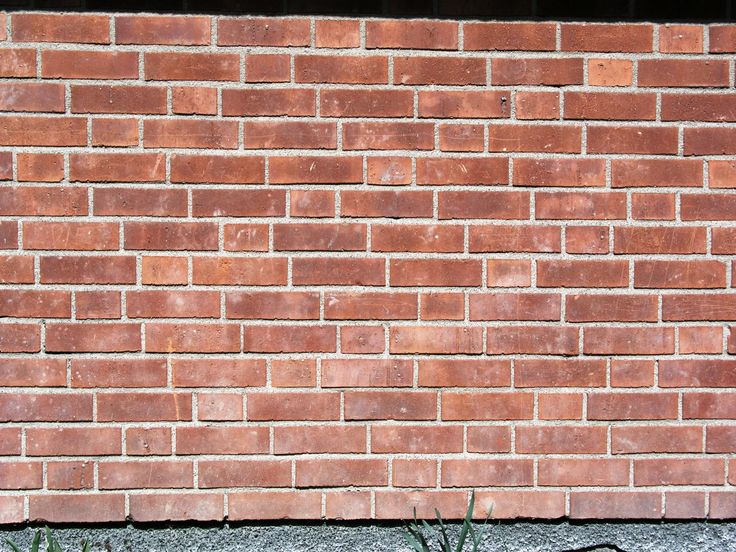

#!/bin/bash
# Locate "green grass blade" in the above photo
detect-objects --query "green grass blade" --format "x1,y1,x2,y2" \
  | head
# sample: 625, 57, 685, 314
30, 531, 41, 552
433, 509, 452, 552
4, 538, 22, 552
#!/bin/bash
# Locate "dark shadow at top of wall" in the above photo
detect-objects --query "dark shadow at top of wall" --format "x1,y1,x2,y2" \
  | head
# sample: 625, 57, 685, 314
0, 0, 734, 21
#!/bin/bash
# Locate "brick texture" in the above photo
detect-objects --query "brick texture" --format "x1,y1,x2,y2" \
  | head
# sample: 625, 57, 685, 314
0, 13, 734, 523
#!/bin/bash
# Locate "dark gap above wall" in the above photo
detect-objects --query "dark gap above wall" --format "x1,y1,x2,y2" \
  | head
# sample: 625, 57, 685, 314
0, 0, 734, 20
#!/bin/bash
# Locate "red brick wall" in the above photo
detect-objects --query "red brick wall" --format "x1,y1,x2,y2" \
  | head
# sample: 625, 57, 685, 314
0, 12, 735, 524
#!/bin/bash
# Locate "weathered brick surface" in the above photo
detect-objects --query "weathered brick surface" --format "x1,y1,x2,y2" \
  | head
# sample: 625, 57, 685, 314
0, 12, 734, 523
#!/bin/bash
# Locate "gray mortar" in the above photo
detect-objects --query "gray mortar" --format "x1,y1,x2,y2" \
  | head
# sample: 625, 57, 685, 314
1, 522, 736, 551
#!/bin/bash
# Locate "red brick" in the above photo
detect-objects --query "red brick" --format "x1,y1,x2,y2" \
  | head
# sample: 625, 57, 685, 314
145, 52, 238, 81
373, 224, 460, 253
218, 17, 310, 46
47, 461, 94, 490
517, 426, 607, 454
23, 221, 118, 251
246, 54, 290, 82
707, 426, 736, 452
585, 327, 674, 355
248, 392, 340, 421
0, 358, 66, 387
709, 160, 736, 188
418, 157, 508, 185
514, 158, 605, 187
515, 91, 559, 119
664, 294, 736, 321
587, 125, 680, 155
537, 260, 628, 288
245, 121, 336, 149
295, 55, 387, 84
199, 459, 290, 488
290, 190, 335, 217
274, 426, 365, 455
390, 326, 483, 354
682, 193, 736, 220
45, 323, 140, 353
514, 359, 606, 387
71, 153, 164, 182
13, 14, 110, 44
223, 89, 314, 117
125, 427, 171, 456
467, 426, 512, 452
94, 188, 187, 217
0, 49, 36, 77
271, 359, 316, 388
421, 292, 464, 320
72, 85, 167, 114
662, 93, 736, 122
588, 392, 678, 420
632, 193, 676, 220
274, 223, 365, 251
588, 59, 633, 86
565, 92, 656, 120
193, 189, 285, 217
193, 257, 287, 285
40, 256, 134, 284
634, 260, 726, 289
570, 492, 661, 519
269, 156, 362, 184
470, 292, 560, 321
614, 227, 706, 254
418, 359, 510, 388
339, 327, 385, 354
224, 224, 269, 251
0, 116, 86, 146
640, 60, 729, 87
172, 87, 216, 115
679, 326, 723, 354
0, 290, 71, 319
0, 428, 20, 455
296, 458, 387, 487
193, 394, 239, 420
684, 128, 736, 155
98, 392, 191, 422
176, 427, 267, 455
442, 459, 532, 487
366, 20, 457, 49
146, 323, 240, 353
372, 426, 461, 454
390, 259, 482, 287
116, 16, 211, 45
612, 159, 703, 187
539, 393, 583, 420
144, 119, 238, 149
0, 256, 34, 284
566, 294, 658, 322
536, 192, 625, 219
92, 118, 138, 146
488, 326, 578, 355
438, 191, 529, 219
367, 157, 412, 185
0, 393, 92, 422
660, 24, 703, 53
71, 359, 165, 388
393, 459, 436, 488
489, 124, 580, 153
26, 427, 120, 456
470, 225, 560, 253
634, 459, 723, 486
464, 22, 556, 51
439, 124, 484, 152
660, 360, 736, 387
17, 153, 63, 182
561, 23, 653, 52
566, 226, 609, 254
0, 83, 64, 112
229, 491, 321, 520
243, 325, 335, 353
418, 90, 509, 118
345, 391, 436, 420
710, 25, 736, 52
342, 190, 433, 219
492, 58, 583, 86
76, 291, 121, 320
442, 392, 533, 420
324, 292, 415, 319
684, 393, 736, 419
173, 359, 265, 388
125, 221, 218, 250
128, 290, 220, 319
321, 89, 412, 118
344, 122, 433, 151
613, 426, 703, 454
315, 19, 360, 48
99, 460, 193, 489
394, 56, 485, 85
30, 495, 124, 523
666, 492, 706, 519
42, 50, 138, 79
376, 490, 468, 519
130, 494, 223, 522
171, 154, 265, 184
